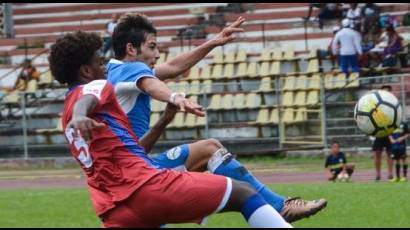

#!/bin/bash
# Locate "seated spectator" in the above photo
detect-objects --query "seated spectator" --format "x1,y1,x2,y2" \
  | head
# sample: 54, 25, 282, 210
16, 59, 40, 90
379, 14, 399, 29
361, 3, 381, 36
358, 35, 375, 68
346, 3, 362, 31
325, 141, 355, 182
102, 13, 120, 58
317, 3, 343, 29
332, 19, 363, 74
319, 26, 340, 59
382, 23, 403, 67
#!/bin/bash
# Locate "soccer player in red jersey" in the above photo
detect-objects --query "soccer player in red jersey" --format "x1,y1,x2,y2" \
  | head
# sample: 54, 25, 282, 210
48, 31, 292, 228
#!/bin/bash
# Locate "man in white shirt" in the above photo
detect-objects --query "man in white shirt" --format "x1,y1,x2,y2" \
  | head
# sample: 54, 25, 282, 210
332, 19, 363, 74
103, 13, 120, 56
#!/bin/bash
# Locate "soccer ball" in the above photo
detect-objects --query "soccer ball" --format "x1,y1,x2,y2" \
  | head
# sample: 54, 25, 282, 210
354, 90, 402, 138
337, 173, 349, 182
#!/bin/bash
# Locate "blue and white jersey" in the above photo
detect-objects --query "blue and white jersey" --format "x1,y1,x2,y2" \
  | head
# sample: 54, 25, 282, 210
107, 59, 156, 138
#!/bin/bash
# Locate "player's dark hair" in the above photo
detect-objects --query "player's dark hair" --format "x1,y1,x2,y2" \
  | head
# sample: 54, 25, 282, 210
48, 31, 102, 85
380, 85, 392, 91
112, 13, 156, 59
331, 140, 340, 146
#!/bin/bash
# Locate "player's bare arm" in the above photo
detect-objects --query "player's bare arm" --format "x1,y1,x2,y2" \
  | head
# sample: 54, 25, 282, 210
137, 77, 205, 117
66, 94, 105, 141
139, 103, 178, 153
154, 16, 245, 81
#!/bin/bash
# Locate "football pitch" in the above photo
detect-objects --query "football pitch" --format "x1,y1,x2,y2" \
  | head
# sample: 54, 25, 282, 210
1, 182, 409, 228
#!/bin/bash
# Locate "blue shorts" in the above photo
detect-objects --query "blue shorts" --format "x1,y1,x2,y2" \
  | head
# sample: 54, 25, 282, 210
151, 144, 190, 171
339, 54, 360, 74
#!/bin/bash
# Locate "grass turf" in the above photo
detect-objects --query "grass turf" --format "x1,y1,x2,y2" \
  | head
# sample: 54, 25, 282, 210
0, 182, 409, 228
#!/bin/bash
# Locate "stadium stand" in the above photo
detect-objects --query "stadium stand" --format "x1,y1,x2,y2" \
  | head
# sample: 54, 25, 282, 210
0, 3, 410, 157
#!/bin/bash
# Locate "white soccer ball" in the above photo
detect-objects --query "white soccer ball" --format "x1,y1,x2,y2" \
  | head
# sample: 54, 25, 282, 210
354, 90, 402, 138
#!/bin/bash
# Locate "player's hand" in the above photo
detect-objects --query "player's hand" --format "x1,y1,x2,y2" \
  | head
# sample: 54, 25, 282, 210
211, 16, 245, 46
174, 96, 205, 117
161, 103, 178, 123
67, 116, 106, 141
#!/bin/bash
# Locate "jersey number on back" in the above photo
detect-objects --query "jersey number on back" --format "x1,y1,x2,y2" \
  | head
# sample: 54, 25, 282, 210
65, 128, 93, 168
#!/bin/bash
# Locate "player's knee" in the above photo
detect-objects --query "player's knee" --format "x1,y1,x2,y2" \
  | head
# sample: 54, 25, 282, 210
225, 180, 257, 212
204, 138, 223, 153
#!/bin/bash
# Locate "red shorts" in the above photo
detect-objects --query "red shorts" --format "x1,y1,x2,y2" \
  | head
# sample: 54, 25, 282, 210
100, 170, 231, 228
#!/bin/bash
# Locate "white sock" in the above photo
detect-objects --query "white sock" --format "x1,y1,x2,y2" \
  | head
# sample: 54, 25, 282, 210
248, 204, 293, 228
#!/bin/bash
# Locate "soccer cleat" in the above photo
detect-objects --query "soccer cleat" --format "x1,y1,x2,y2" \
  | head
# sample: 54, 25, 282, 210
399, 177, 408, 182
280, 197, 327, 223
389, 177, 399, 182
375, 176, 381, 182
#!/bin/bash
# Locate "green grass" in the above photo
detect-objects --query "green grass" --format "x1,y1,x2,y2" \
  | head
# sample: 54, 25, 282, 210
1, 182, 409, 228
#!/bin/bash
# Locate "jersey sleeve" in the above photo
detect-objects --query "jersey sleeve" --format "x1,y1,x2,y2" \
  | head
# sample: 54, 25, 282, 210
81, 79, 114, 109
122, 62, 157, 93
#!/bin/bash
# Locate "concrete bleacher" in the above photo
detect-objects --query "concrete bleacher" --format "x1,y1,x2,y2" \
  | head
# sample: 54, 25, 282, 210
0, 3, 410, 157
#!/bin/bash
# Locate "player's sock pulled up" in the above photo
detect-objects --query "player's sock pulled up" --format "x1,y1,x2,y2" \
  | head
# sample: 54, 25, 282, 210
241, 194, 292, 228
208, 148, 285, 212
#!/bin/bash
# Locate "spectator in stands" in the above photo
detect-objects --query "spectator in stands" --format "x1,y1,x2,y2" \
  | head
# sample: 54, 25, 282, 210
372, 85, 394, 181
16, 59, 40, 90
346, 3, 362, 31
319, 26, 340, 66
103, 13, 120, 58
332, 18, 363, 74
303, 3, 324, 21
325, 141, 355, 182
382, 23, 403, 67
361, 3, 381, 36
304, 3, 343, 29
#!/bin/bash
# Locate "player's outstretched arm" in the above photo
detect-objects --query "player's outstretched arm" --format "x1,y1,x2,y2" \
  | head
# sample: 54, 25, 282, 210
154, 16, 245, 81
139, 103, 177, 153
138, 77, 205, 117
66, 95, 106, 141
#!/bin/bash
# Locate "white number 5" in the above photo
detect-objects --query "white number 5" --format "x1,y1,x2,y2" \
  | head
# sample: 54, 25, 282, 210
65, 128, 93, 168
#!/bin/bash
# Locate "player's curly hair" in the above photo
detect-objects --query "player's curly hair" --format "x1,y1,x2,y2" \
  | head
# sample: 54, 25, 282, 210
112, 13, 156, 59
48, 31, 102, 85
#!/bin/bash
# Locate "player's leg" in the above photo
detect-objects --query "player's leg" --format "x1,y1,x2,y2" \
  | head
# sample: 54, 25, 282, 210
152, 139, 287, 212
386, 149, 394, 180
102, 170, 292, 228
187, 139, 287, 211
346, 164, 355, 177
401, 154, 407, 181
152, 139, 327, 223
221, 179, 292, 228
373, 150, 382, 181
186, 139, 327, 222
393, 157, 401, 182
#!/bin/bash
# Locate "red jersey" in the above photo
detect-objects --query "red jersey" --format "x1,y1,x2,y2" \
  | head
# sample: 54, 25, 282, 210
61, 80, 162, 216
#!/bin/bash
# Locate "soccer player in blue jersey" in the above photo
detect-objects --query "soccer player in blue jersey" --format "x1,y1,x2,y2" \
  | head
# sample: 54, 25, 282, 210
107, 13, 327, 222
389, 121, 409, 182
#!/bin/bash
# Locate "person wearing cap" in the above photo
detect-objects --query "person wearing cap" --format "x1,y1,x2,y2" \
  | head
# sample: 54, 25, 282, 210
332, 18, 363, 74
319, 26, 340, 60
